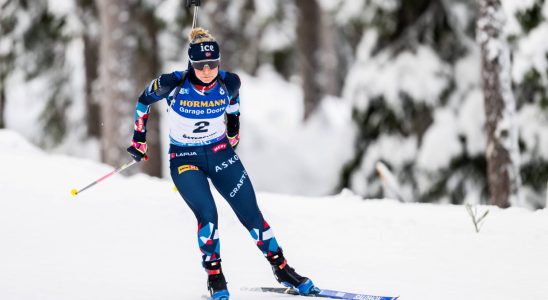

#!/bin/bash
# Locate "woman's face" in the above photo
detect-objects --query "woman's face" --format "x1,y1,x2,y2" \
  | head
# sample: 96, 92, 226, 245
194, 65, 219, 84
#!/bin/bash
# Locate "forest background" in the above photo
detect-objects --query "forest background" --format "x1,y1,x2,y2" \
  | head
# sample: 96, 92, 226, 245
1, 0, 547, 209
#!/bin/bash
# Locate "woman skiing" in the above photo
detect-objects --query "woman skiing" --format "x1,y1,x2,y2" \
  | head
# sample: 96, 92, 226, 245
126, 28, 318, 300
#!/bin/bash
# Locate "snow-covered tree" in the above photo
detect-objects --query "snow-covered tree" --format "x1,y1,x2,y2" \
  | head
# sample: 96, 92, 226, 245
508, 0, 548, 209
339, 0, 481, 204
0, 0, 72, 146
336, 0, 548, 208
0, 0, 16, 129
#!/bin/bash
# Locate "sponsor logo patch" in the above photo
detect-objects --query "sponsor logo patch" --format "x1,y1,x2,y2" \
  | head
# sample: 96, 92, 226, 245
178, 165, 199, 174
215, 154, 239, 172
212, 143, 227, 153
179, 99, 227, 107
201, 44, 215, 52
230, 170, 248, 198
170, 152, 198, 159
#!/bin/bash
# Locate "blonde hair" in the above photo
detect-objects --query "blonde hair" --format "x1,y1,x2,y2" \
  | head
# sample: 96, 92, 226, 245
189, 27, 216, 44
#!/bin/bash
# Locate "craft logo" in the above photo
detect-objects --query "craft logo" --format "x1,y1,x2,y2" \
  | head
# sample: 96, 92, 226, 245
178, 165, 199, 174
229, 171, 248, 198
212, 143, 227, 153
205, 52, 212, 58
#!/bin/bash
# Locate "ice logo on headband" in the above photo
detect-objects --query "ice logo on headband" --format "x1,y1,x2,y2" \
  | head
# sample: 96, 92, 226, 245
201, 44, 215, 52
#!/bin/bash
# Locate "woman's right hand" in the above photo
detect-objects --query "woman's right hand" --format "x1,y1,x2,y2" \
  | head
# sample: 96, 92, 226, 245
127, 140, 148, 161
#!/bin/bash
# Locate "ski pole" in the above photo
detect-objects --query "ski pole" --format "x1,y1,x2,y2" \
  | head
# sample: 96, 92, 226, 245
70, 156, 146, 197
185, 0, 201, 28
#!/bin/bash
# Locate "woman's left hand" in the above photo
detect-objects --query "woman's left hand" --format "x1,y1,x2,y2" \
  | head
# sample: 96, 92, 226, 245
227, 132, 240, 149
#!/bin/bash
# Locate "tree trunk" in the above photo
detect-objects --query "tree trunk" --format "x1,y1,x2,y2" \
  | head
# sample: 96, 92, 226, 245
206, 0, 257, 74
295, 0, 322, 120
135, 6, 162, 178
83, 34, 101, 138
96, 0, 140, 168
76, 0, 101, 138
0, 77, 5, 129
477, 0, 522, 208
207, 0, 237, 72
319, 10, 347, 97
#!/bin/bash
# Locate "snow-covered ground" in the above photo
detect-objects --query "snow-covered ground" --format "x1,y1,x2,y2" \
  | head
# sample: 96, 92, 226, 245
1, 129, 547, 300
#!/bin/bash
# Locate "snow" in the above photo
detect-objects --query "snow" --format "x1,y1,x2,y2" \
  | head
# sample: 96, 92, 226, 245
333, 0, 366, 23
518, 104, 548, 162
417, 109, 461, 172
259, 24, 294, 52
316, 0, 342, 12
5, 70, 50, 145
501, 0, 537, 36
457, 89, 485, 156
330, 0, 398, 24
345, 45, 450, 116
513, 24, 548, 84
362, 135, 417, 173
155, 0, 180, 23
1, 129, 548, 300
47, 0, 75, 17
236, 66, 355, 196
252, 0, 278, 20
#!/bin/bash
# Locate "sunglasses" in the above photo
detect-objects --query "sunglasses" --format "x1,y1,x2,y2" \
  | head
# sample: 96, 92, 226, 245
191, 59, 220, 71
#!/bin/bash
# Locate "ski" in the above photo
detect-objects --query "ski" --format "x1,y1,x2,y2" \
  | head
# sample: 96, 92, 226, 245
241, 287, 399, 300
201, 294, 229, 300
200, 295, 228, 300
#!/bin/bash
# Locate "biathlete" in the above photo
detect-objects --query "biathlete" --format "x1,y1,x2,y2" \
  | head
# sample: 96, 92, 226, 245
126, 27, 318, 300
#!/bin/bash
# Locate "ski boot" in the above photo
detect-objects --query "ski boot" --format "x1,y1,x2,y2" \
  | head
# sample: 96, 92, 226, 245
204, 260, 230, 300
267, 251, 319, 295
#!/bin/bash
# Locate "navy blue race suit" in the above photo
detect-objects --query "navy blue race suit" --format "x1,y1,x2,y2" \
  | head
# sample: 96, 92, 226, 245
132, 69, 280, 262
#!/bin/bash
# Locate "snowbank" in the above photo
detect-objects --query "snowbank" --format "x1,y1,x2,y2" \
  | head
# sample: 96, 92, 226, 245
1, 130, 547, 300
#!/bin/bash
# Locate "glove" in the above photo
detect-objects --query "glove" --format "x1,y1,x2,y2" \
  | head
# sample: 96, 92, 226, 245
227, 132, 240, 149
127, 140, 148, 162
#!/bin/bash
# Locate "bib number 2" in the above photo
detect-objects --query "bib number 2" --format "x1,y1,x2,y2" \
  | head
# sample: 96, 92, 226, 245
193, 121, 210, 133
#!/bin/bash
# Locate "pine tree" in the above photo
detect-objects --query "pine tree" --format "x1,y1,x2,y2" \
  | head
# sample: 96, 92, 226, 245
338, 0, 474, 202
0, 0, 71, 146
0, 0, 16, 129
